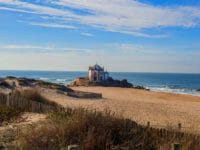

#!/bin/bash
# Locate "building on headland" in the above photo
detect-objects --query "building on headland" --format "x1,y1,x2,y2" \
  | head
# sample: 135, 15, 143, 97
88, 64, 109, 82
69, 64, 133, 88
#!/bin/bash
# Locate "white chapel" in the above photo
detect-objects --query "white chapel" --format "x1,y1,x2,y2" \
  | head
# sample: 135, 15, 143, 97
88, 64, 109, 82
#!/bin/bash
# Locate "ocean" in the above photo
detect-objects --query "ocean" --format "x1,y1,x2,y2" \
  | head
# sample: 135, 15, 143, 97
0, 70, 200, 96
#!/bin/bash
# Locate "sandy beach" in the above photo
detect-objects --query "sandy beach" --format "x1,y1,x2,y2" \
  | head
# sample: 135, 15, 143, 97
43, 87, 200, 131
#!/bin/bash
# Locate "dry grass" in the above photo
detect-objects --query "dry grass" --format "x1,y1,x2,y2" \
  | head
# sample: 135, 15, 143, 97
17, 108, 200, 150
19, 89, 59, 107
0, 105, 22, 125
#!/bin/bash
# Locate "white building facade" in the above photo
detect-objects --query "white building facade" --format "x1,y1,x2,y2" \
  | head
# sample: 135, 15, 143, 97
88, 64, 109, 82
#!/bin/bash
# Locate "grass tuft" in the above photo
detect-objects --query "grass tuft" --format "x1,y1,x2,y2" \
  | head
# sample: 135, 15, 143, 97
18, 89, 59, 107
0, 106, 22, 125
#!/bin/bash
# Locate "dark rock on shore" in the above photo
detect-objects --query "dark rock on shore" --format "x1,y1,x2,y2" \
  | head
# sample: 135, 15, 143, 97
68, 77, 133, 88
197, 89, 200, 92
93, 77, 133, 88
69, 77, 149, 90
0, 81, 13, 89
133, 85, 149, 91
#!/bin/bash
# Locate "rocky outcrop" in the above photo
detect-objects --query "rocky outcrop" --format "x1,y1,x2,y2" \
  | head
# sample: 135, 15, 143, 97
133, 85, 149, 90
69, 77, 133, 88
197, 89, 200, 92
68, 77, 90, 87
93, 77, 133, 88
68, 77, 149, 90
0, 80, 13, 89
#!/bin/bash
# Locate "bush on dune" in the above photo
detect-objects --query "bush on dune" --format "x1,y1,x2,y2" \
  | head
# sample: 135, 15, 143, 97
0, 106, 22, 125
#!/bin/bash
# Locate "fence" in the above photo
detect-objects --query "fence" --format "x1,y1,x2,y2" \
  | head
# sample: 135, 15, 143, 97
0, 93, 61, 113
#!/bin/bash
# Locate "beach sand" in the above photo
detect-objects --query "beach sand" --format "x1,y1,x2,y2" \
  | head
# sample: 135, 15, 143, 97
43, 87, 200, 131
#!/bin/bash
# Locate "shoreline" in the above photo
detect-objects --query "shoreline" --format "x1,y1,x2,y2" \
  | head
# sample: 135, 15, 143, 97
1, 70, 199, 96
148, 88, 200, 97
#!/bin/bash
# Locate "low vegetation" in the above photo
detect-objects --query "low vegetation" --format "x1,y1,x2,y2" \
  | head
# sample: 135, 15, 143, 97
19, 89, 59, 107
0, 89, 59, 125
1, 89, 200, 149
0, 105, 22, 125
18, 108, 200, 150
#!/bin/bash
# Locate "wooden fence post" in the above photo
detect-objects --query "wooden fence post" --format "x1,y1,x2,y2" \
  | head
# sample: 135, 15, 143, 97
178, 123, 182, 131
6, 94, 9, 106
147, 121, 150, 128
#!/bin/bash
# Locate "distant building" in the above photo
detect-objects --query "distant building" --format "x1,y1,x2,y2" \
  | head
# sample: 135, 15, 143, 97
88, 64, 109, 82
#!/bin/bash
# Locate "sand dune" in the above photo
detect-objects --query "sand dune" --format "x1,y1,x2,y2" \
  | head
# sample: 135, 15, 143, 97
43, 87, 200, 131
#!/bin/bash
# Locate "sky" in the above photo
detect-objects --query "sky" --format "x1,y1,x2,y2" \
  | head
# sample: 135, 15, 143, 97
0, 0, 200, 73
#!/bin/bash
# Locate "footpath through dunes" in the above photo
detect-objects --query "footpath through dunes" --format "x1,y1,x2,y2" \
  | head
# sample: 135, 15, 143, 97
43, 86, 200, 132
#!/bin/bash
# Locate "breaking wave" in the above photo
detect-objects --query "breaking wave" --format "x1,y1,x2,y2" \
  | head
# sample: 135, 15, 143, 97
147, 86, 200, 96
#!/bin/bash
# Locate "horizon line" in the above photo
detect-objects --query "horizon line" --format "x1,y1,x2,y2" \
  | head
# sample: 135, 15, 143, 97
0, 69, 200, 74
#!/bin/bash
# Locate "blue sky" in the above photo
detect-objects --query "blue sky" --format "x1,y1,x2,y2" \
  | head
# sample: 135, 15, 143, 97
0, 0, 200, 73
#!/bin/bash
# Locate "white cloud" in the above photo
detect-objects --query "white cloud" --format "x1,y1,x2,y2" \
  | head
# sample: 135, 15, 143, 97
0, 44, 91, 54
81, 32, 94, 37
30, 22, 77, 29
0, 6, 34, 13
54, 0, 200, 28
0, 44, 52, 49
0, 0, 200, 37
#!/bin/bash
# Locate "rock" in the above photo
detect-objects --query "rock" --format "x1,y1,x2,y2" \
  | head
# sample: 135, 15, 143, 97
18, 78, 33, 86
68, 77, 133, 88
0, 81, 12, 89
133, 85, 149, 90
6, 76, 17, 79
197, 89, 200, 92
68, 77, 90, 87
69, 77, 149, 91
96, 77, 133, 88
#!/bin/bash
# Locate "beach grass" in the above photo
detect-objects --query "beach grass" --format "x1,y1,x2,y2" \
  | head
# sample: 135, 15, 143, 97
17, 108, 200, 150
0, 105, 22, 125
19, 89, 59, 107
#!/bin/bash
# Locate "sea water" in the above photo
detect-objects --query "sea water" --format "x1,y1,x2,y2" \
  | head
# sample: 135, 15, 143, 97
0, 71, 200, 96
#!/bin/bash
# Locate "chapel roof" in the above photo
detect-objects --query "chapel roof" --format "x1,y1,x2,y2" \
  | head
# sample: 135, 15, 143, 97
89, 64, 104, 71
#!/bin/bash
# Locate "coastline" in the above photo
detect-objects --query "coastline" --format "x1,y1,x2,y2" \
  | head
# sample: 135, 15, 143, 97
1, 70, 199, 96
149, 87, 200, 97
